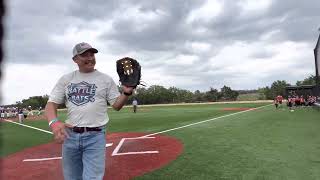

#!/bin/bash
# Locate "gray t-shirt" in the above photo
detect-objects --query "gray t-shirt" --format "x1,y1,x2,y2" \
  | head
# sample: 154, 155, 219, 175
48, 70, 120, 127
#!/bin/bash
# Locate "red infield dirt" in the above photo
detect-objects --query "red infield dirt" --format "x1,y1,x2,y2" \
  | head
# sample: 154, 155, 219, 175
0, 132, 183, 180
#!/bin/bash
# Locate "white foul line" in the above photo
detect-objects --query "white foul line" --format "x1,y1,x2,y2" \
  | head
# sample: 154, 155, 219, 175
23, 157, 62, 162
3, 119, 53, 134
142, 104, 272, 137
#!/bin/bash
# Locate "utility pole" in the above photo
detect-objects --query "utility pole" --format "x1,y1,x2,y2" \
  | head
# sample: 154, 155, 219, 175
314, 28, 320, 96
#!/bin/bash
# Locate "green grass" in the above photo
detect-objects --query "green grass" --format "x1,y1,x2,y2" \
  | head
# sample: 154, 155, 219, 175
107, 103, 266, 133
1, 102, 320, 180
0, 122, 52, 156
136, 105, 320, 180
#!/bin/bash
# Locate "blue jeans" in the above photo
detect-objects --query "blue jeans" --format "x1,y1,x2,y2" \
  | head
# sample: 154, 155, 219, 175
62, 128, 106, 180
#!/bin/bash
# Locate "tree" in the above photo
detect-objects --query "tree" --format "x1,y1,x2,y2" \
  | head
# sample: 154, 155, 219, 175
178, 89, 193, 103
260, 86, 272, 100
20, 95, 49, 109
257, 88, 266, 100
204, 87, 219, 102
220, 85, 239, 101
270, 80, 290, 98
296, 75, 316, 86
193, 90, 205, 102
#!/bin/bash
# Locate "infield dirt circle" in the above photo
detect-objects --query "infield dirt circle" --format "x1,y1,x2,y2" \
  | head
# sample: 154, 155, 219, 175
0, 132, 184, 180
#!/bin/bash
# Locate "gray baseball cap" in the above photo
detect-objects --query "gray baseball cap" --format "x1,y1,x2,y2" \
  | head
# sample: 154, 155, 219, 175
72, 42, 98, 58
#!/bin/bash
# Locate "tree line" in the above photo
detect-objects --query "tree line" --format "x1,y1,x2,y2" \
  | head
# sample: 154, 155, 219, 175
10, 85, 239, 108
131, 85, 239, 104
8, 75, 317, 108
257, 75, 317, 100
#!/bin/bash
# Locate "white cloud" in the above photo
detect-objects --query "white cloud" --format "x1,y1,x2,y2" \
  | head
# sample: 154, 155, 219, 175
50, 22, 109, 48
1, 63, 73, 105
186, 0, 222, 23
239, 0, 273, 16
186, 41, 212, 54
113, 5, 167, 32
2, 0, 320, 104
208, 40, 314, 89
165, 54, 199, 66
260, 29, 282, 41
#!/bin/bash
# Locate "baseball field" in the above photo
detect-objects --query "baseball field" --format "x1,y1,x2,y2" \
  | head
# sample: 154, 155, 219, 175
1, 102, 320, 180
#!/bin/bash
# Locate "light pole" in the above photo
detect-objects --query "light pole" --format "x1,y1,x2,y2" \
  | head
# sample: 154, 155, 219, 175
314, 28, 320, 96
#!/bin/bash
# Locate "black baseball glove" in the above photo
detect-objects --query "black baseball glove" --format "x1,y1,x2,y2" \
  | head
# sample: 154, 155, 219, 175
116, 57, 141, 88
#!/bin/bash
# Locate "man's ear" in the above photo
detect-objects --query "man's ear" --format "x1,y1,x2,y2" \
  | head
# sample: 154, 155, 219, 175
72, 56, 77, 62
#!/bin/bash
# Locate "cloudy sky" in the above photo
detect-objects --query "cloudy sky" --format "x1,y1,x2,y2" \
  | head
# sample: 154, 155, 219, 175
1, 0, 320, 105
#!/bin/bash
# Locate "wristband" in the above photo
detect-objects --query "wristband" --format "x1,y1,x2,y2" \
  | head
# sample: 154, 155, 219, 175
123, 91, 132, 96
49, 118, 59, 127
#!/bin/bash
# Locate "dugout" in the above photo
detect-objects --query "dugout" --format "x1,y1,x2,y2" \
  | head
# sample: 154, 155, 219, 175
285, 85, 317, 97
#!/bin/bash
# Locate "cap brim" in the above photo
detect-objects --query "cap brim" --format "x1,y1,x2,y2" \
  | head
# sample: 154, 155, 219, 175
79, 48, 98, 54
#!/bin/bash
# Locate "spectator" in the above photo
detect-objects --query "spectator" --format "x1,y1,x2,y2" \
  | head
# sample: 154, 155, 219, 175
132, 98, 138, 113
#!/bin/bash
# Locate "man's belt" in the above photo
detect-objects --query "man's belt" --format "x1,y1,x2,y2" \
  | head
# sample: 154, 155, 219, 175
71, 127, 102, 133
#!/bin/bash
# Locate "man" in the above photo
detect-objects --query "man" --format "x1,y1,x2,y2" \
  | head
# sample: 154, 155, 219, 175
300, 95, 305, 106
37, 106, 42, 116
273, 97, 279, 109
18, 108, 24, 123
132, 98, 138, 113
45, 42, 133, 180
27, 105, 33, 116
276, 95, 283, 106
287, 96, 294, 111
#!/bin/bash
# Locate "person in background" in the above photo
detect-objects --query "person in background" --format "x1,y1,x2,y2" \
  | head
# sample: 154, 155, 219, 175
276, 95, 283, 106
27, 105, 33, 116
132, 98, 138, 113
274, 97, 279, 109
300, 95, 305, 106
37, 106, 42, 116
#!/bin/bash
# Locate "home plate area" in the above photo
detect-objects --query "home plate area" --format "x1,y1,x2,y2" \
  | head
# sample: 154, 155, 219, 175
1, 132, 184, 180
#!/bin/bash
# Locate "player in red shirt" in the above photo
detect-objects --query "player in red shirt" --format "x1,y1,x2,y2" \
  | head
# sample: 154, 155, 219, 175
276, 95, 283, 105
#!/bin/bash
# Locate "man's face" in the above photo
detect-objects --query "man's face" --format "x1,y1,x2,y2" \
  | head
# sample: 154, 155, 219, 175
74, 50, 96, 72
